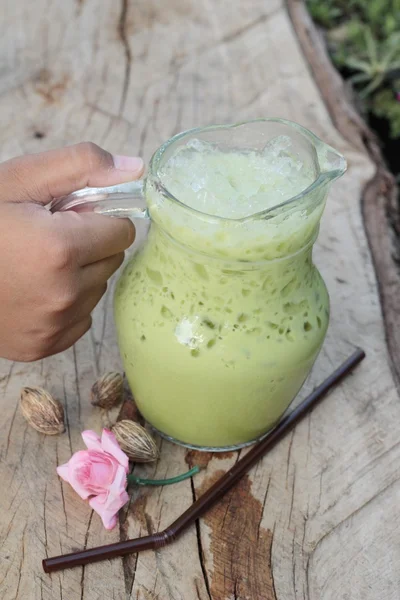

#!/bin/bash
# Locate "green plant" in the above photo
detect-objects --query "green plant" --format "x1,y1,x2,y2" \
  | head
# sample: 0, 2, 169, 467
346, 0, 400, 38
307, 0, 342, 28
306, 0, 400, 142
371, 89, 400, 138
310, 0, 400, 37
342, 28, 400, 97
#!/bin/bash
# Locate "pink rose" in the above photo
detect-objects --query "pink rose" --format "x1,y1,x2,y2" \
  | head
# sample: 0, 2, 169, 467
57, 429, 129, 530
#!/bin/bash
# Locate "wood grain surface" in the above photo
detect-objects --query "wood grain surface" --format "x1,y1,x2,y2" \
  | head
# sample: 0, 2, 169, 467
0, 1, 399, 598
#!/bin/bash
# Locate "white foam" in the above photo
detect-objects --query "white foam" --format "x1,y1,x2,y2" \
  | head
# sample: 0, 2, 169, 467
159, 136, 313, 219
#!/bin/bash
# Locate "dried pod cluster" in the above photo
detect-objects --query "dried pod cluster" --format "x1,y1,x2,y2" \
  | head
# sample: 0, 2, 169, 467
112, 420, 159, 462
20, 387, 65, 435
19, 373, 158, 465
91, 372, 124, 410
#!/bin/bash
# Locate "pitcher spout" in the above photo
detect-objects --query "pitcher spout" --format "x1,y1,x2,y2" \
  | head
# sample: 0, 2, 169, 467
316, 140, 347, 183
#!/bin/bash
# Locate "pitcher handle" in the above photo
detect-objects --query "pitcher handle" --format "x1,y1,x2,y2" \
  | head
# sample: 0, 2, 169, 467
48, 180, 149, 220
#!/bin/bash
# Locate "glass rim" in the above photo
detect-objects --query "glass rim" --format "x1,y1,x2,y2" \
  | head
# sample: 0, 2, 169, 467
148, 117, 347, 223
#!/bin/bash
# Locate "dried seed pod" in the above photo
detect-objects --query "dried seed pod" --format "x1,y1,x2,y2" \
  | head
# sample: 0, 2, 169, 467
112, 420, 159, 462
91, 372, 124, 410
20, 387, 65, 435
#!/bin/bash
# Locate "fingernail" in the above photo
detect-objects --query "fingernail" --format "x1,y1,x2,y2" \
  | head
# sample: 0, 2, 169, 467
113, 155, 144, 174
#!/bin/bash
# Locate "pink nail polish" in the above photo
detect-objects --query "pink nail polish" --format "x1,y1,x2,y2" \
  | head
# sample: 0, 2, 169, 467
113, 155, 144, 174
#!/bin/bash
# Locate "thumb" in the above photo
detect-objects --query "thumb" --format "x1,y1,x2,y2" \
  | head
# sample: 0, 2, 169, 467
0, 142, 144, 205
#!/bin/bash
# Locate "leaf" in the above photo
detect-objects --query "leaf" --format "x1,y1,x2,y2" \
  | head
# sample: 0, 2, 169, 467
366, 1, 384, 29
381, 49, 400, 73
344, 57, 373, 74
349, 73, 373, 83
384, 15, 398, 36
359, 73, 386, 97
364, 27, 378, 64
371, 88, 400, 138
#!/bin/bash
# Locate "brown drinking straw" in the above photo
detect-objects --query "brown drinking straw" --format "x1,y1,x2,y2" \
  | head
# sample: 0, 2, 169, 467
43, 347, 365, 573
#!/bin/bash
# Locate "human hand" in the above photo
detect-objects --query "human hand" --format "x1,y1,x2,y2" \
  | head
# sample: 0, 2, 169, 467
0, 142, 144, 361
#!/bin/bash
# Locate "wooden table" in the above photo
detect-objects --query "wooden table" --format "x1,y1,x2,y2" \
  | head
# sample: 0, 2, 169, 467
1, 1, 400, 598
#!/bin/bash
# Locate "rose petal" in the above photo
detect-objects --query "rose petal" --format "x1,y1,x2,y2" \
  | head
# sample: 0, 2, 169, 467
88, 462, 129, 530
102, 466, 129, 516
82, 430, 102, 451
89, 454, 116, 488
66, 451, 93, 499
89, 492, 128, 530
102, 489, 129, 529
56, 429, 130, 530
101, 429, 129, 472
109, 464, 128, 494
89, 493, 107, 512
102, 513, 118, 530
56, 463, 70, 483
104, 489, 130, 515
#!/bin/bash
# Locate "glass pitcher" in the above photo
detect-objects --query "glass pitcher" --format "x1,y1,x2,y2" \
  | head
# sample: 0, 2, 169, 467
50, 119, 346, 451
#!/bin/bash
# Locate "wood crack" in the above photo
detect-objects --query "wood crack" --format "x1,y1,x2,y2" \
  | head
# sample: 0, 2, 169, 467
190, 477, 212, 600
127, 552, 139, 598
96, 286, 111, 367
14, 524, 27, 599
311, 475, 400, 563
189, 7, 282, 65
194, 577, 203, 600
73, 346, 82, 425
118, 0, 132, 116
5, 402, 18, 459
288, 466, 297, 526
43, 484, 48, 558
2, 498, 23, 547
286, 429, 295, 483
291, 529, 297, 598
233, 577, 239, 600
270, 521, 278, 600
80, 511, 94, 600
62, 377, 73, 455
2, 361, 14, 394
89, 329, 100, 377
257, 473, 271, 541
120, 460, 140, 597
220, 10, 281, 46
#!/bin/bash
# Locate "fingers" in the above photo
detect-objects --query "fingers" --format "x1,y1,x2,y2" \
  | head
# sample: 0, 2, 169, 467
48, 317, 93, 358
0, 142, 144, 205
51, 211, 135, 265
80, 252, 125, 285
64, 285, 108, 326
62, 254, 124, 327
51, 264, 120, 354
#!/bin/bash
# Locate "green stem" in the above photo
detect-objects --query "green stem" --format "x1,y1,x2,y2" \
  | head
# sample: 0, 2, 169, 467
127, 465, 200, 487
